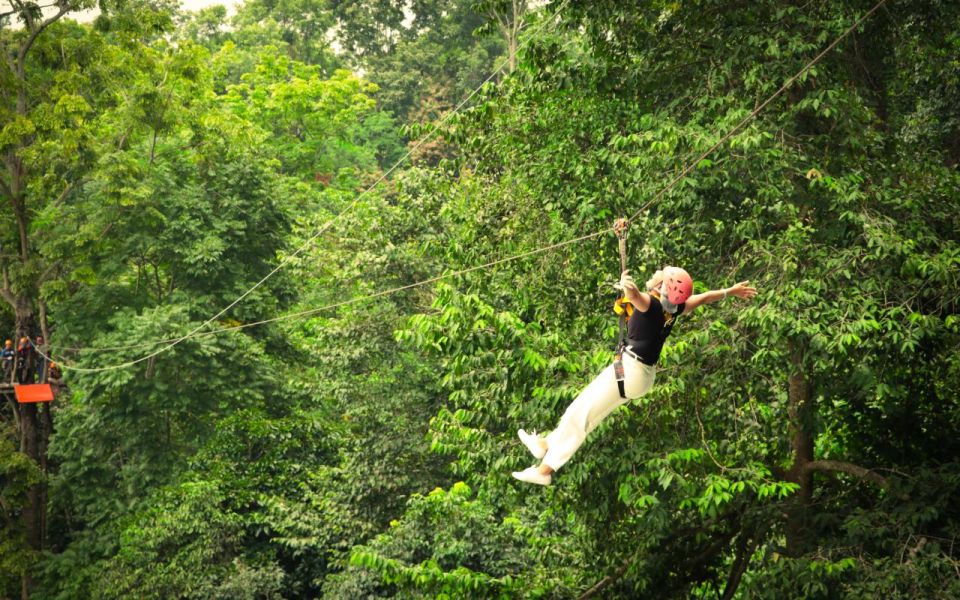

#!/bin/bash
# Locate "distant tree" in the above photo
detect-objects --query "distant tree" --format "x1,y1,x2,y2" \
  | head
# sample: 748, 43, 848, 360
231, 0, 339, 69
0, 2, 179, 596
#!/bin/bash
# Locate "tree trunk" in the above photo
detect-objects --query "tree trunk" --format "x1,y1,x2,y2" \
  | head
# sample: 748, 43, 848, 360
14, 308, 47, 600
784, 347, 814, 556
508, 0, 524, 73
39, 402, 53, 544
492, 0, 526, 74
4, 9, 70, 596
18, 402, 40, 600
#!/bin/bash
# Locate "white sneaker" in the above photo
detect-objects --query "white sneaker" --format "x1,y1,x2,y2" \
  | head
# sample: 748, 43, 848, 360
512, 466, 552, 486
517, 429, 547, 460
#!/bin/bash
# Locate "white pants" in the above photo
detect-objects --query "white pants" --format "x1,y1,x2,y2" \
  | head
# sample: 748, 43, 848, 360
541, 355, 656, 471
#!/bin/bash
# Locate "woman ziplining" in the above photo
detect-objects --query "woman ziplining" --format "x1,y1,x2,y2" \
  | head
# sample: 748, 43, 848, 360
512, 255, 757, 486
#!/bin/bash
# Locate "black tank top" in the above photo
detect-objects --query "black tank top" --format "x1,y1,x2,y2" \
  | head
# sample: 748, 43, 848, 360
626, 294, 685, 365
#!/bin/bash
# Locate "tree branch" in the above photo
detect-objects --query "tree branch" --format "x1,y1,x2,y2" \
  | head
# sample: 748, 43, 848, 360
578, 513, 742, 599
47, 180, 74, 211
802, 459, 888, 489
491, 7, 508, 31
5, 393, 20, 431
9, 0, 27, 16
38, 298, 50, 342
721, 523, 769, 600
0, 3, 60, 20
0, 263, 16, 307
577, 560, 629, 600
721, 535, 751, 600
16, 4, 71, 77
38, 260, 60, 285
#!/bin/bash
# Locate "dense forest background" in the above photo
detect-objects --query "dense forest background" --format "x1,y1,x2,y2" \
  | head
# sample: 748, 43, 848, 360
1, 0, 958, 598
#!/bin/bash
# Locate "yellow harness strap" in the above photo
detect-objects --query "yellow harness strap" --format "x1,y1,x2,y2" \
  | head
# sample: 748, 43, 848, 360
618, 292, 674, 324
613, 296, 634, 318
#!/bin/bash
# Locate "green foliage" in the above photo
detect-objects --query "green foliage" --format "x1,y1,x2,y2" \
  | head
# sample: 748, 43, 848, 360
348, 0, 504, 125
0, 427, 41, 592
217, 48, 380, 180
231, 0, 339, 68
2, 3, 400, 597
42, 410, 336, 599
380, 0, 960, 596
329, 482, 530, 598
103, 480, 286, 600
3, 0, 958, 599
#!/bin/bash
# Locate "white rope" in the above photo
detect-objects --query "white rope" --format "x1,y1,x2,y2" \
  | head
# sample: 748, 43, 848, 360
42, 230, 609, 367
38, 0, 887, 373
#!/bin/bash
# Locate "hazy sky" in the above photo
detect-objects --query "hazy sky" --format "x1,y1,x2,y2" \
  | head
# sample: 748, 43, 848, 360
83, 1, 243, 22
179, 0, 241, 13
1, 1, 243, 25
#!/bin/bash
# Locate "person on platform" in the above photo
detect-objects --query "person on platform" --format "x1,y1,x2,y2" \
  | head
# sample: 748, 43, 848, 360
1, 339, 14, 383
17, 336, 33, 384
32, 335, 48, 383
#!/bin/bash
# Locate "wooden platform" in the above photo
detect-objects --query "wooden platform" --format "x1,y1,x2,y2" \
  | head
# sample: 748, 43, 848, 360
0, 380, 65, 395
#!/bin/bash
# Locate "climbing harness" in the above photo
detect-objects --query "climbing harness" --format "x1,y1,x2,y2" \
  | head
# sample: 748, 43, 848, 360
610, 221, 683, 397
613, 297, 634, 319
612, 218, 630, 398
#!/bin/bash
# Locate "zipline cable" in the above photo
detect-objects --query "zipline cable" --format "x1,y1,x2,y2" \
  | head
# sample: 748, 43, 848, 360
39, 0, 886, 373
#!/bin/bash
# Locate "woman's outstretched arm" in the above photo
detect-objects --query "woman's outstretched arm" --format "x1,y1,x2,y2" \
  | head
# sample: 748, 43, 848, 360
685, 280, 757, 314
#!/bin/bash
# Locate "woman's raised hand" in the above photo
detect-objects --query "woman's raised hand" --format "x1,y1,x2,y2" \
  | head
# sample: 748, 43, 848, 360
727, 281, 757, 299
616, 270, 639, 292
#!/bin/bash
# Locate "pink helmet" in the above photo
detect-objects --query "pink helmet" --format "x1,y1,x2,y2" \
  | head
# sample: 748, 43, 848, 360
662, 266, 693, 304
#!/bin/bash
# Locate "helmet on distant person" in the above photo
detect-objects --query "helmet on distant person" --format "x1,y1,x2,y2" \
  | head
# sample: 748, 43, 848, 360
662, 266, 693, 304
